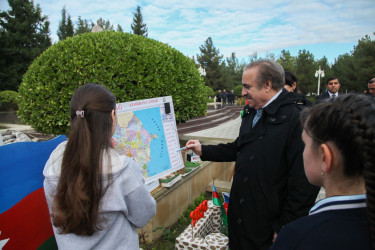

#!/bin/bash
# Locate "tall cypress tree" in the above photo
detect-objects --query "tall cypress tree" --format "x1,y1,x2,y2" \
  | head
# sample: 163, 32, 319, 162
131, 5, 148, 37
57, 7, 74, 41
74, 16, 93, 35
295, 49, 316, 94
225, 52, 243, 89
117, 24, 123, 32
0, 0, 51, 91
276, 50, 296, 72
197, 37, 224, 90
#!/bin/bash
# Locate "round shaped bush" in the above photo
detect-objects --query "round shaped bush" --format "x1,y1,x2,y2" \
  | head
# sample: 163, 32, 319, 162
205, 86, 214, 98
234, 85, 243, 97
0, 90, 18, 111
18, 31, 207, 134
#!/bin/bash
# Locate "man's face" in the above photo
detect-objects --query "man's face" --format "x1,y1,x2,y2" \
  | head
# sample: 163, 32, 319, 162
368, 82, 375, 97
242, 68, 269, 109
326, 78, 340, 94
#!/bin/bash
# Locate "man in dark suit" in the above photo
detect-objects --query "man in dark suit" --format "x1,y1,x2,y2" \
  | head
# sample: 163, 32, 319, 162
227, 90, 235, 105
216, 90, 222, 103
186, 60, 319, 250
222, 89, 228, 106
315, 77, 341, 103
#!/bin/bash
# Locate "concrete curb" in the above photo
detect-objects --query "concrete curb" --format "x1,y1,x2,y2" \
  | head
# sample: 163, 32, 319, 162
0, 123, 33, 133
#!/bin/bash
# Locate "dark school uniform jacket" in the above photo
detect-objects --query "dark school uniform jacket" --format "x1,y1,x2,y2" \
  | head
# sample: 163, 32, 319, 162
201, 89, 319, 250
271, 194, 372, 250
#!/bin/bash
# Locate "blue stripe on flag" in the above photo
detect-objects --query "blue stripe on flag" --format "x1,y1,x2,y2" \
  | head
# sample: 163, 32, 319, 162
0, 135, 66, 213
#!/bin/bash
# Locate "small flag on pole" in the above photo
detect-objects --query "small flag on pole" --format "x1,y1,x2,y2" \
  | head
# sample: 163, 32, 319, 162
222, 192, 230, 215
212, 184, 228, 226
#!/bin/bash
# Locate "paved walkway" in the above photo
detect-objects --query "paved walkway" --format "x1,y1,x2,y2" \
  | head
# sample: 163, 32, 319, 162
179, 115, 242, 144
0, 123, 33, 133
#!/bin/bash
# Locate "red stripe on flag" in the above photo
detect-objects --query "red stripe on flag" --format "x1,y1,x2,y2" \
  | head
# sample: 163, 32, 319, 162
0, 188, 54, 250
213, 191, 220, 199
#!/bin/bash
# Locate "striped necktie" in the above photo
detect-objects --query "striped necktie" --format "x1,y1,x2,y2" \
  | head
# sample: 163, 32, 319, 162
252, 109, 263, 127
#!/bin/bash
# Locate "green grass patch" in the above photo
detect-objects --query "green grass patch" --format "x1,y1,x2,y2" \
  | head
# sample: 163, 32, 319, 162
159, 173, 181, 183
184, 161, 200, 174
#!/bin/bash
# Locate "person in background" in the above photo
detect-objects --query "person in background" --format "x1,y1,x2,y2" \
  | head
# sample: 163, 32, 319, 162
43, 83, 156, 249
222, 89, 228, 106
216, 90, 222, 103
284, 71, 298, 93
284, 71, 312, 106
315, 77, 341, 103
186, 60, 319, 249
228, 89, 235, 105
368, 78, 375, 99
271, 94, 375, 250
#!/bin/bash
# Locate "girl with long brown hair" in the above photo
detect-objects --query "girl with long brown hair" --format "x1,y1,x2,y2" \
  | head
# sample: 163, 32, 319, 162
271, 93, 375, 249
43, 83, 156, 249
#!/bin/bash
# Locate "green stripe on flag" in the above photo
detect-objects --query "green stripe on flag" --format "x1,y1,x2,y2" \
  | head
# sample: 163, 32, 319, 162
37, 235, 57, 250
213, 185, 228, 226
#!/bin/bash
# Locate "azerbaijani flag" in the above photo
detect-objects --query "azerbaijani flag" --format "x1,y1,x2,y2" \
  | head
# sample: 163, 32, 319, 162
0, 135, 66, 250
222, 192, 230, 215
212, 184, 228, 226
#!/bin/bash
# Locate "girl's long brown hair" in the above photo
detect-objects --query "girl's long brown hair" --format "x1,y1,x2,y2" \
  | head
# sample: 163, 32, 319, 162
52, 83, 116, 236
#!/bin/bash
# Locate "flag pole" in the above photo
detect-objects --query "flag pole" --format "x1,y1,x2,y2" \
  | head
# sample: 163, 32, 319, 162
213, 179, 215, 199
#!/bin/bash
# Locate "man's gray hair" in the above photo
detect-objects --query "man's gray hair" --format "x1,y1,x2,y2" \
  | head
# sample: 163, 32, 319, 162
244, 60, 285, 90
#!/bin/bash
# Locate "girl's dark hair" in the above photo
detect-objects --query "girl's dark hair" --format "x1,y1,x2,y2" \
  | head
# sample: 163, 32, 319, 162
284, 71, 297, 88
52, 83, 116, 236
300, 94, 375, 248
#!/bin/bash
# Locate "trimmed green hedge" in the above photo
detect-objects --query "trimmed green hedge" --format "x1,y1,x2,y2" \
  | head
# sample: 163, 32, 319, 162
18, 31, 207, 134
0, 90, 18, 111
205, 86, 214, 98
234, 85, 243, 97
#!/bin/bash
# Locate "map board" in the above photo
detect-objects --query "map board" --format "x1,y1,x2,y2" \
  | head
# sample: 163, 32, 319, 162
112, 96, 184, 184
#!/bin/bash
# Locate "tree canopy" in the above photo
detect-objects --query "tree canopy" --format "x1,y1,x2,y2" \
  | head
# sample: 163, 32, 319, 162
197, 37, 224, 90
0, 0, 51, 91
117, 24, 123, 32
75, 16, 93, 35
332, 34, 375, 92
57, 6, 74, 41
131, 5, 148, 37
98, 18, 114, 31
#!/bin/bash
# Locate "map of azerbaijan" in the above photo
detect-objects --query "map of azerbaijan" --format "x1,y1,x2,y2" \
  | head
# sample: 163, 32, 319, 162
112, 107, 171, 178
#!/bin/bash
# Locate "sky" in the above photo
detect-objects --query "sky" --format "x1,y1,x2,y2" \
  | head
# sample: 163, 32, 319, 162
1, 0, 375, 65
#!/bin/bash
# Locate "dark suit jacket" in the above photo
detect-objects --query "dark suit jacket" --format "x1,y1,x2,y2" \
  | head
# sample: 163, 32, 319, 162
315, 92, 330, 104
201, 89, 319, 250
